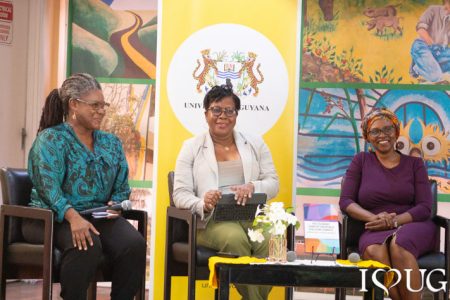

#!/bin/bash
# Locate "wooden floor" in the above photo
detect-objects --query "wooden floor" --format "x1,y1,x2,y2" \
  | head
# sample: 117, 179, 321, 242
6, 280, 437, 299
6, 280, 121, 300
5, 281, 357, 300
5, 281, 351, 300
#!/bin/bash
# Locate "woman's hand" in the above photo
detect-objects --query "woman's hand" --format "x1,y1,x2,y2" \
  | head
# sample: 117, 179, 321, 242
203, 190, 222, 212
365, 212, 397, 231
65, 208, 100, 250
230, 183, 255, 205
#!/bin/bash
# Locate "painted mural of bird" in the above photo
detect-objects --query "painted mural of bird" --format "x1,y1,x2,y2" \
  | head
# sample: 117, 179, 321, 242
397, 119, 450, 193
397, 119, 449, 163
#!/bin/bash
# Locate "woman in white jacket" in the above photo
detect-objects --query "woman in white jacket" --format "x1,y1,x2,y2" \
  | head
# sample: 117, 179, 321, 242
173, 84, 279, 300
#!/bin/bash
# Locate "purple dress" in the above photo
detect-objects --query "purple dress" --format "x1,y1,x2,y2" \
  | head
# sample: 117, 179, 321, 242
339, 152, 438, 258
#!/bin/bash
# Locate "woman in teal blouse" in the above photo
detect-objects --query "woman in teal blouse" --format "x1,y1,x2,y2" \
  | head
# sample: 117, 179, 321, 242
28, 122, 130, 223
23, 73, 145, 300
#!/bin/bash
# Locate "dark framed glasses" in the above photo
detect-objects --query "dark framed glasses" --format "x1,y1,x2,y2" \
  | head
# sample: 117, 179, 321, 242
368, 125, 395, 138
208, 106, 237, 117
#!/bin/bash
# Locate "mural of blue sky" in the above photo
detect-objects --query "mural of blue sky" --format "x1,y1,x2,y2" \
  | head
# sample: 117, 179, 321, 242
297, 88, 450, 194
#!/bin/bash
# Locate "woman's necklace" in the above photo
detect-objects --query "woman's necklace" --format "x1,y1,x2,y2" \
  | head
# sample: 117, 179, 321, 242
214, 143, 233, 151
212, 139, 234, 151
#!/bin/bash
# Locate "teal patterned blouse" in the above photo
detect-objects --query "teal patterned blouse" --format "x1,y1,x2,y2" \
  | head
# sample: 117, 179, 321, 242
28, 123, 131, 223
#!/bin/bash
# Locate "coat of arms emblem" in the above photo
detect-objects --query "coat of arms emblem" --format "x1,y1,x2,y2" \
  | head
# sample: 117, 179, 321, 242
192, 49, 264, 96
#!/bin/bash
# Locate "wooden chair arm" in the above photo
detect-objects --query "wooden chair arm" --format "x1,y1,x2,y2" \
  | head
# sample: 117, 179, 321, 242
122, 209, 148, 238
0, 204, 54, 287
340, 213, 365, 258
433, 215, 450, 230
167, 206, 196, 225
1, 204, 53, 221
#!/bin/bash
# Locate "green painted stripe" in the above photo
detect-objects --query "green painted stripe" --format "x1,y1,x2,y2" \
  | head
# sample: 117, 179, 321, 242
96, 78, 156, 85
129, 180, 153, 189
299, 81, 449, 91
438, 194, 450, 203
296, 188, 340, 197
297, 188, 450, 203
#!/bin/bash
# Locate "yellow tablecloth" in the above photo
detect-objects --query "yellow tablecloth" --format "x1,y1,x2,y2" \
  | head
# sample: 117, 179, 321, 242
208, 256, 266, 288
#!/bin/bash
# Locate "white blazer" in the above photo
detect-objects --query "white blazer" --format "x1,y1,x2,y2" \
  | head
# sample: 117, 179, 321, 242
173, 130, 279, 225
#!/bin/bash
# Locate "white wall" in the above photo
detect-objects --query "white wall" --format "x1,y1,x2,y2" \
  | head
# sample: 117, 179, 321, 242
0, 0, 66, 204
24, 0, 68, 161
0, 0, 29, 170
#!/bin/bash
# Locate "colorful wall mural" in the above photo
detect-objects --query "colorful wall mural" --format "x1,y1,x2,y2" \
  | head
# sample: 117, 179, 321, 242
70, 0, 157, 79
100, 83, 155, 181
297, 88, 450, 194
302, 0, 450, 85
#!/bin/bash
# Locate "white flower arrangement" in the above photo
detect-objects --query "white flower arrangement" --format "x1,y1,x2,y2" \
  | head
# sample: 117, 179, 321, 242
247, 202, 300, 243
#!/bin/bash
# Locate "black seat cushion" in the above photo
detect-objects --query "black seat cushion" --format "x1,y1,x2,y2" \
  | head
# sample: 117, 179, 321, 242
7, 243, 45, 266
172, 242, 218, 266
196, 246, 219, 265
418, 252, 445, 270
3, 168, 33, 244
7, 244, 62, 269
7, 243, 113, 281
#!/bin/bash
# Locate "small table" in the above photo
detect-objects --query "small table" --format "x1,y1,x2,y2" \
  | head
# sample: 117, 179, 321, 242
215, 262, 387, 300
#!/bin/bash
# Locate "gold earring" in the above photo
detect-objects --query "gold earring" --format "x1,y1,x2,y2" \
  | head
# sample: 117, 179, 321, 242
72, 113, 77, 120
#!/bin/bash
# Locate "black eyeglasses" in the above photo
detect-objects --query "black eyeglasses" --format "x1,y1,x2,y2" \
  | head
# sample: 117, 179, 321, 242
368, 125, 395, 137
207, 106, 237, 117
75, 98, 110, 111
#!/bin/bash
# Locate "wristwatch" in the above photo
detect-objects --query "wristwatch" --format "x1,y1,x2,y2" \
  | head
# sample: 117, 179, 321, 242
393, 219, 398, 229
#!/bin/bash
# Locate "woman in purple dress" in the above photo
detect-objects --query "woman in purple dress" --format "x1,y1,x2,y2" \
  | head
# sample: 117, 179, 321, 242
339, 108, 437, 300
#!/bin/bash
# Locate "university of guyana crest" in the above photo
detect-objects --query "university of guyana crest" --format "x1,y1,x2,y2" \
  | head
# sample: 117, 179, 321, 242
166, 23, 288, 135
192, 49, 264, 97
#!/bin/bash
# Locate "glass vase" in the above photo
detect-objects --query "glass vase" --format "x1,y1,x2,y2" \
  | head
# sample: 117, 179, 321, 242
268, 234, 287, 262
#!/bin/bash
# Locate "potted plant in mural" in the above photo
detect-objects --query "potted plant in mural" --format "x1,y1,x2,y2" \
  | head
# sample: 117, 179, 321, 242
302, 28, 364, 83
302, 27, 405, 83
369, 65, 403, 84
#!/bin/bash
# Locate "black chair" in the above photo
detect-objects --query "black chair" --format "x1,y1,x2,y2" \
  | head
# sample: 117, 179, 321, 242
164, 171, 295, 300
164, 171, 218, 300
337, 179, 450, 300
0, 167, 148, 300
